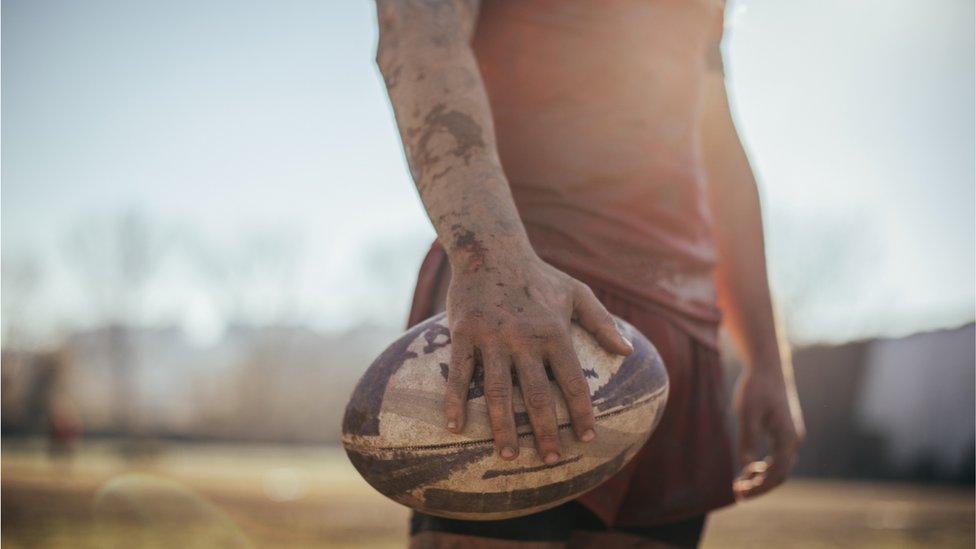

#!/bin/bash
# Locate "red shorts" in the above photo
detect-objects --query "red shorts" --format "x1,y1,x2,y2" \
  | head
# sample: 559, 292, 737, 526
407, 243, 736, 527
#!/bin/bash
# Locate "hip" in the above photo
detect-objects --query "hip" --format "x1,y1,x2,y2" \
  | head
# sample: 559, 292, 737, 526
407, 240, 721, 350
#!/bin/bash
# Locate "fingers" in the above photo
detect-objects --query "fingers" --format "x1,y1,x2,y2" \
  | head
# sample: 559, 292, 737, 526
737, 412, 762, 467
734, 456, 791, 499
547, 337, 596, 443
734, 414, 800, 500
482, 347, 519, 460
733, 460, 768, 499
574, 285, 633, 356
444, 335, 475, 433
745, 418, 800, 498
513, 352, 561, 464
733, 411, 763, 500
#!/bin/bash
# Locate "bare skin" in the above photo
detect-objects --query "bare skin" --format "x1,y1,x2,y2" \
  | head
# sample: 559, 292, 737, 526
377, 0, 804, 545
376, 0, 633, 465
701, 68, 806, 499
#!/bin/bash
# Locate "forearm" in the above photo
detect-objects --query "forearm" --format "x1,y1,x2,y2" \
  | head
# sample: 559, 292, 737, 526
702, 78, 785, 373
702, 62, 804, 490
376, 0, 533, 275
710, 166, 785, 372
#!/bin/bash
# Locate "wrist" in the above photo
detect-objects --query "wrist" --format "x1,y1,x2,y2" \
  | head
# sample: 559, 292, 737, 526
445, 227, 537, 275
743, 337, 786, 373
748, 355, 782, 374
747, 363, 785, 388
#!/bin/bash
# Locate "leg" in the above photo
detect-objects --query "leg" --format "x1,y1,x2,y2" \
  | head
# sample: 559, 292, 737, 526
408, 503, 577, 548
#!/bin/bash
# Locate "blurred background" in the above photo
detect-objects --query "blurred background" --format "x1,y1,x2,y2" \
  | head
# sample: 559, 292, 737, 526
2, 0, 973, 547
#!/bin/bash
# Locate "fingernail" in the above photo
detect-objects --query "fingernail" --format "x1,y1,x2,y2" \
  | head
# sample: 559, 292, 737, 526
581, 429, 596, 442
446, 420, 457, 430
501, 447, 516, 459
544, 452, 560, 465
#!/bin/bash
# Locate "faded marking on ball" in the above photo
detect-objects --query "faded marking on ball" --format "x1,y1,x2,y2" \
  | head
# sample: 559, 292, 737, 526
341, 313, 669, 520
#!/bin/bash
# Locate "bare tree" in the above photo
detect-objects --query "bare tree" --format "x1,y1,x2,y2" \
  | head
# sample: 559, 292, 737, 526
183, 228, 303, 327
182, 227, 304, 432
1, 251, 45, 350
62, 210, 169, 431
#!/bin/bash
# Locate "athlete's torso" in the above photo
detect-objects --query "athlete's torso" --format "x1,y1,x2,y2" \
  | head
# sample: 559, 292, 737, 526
473, 0, 725, 319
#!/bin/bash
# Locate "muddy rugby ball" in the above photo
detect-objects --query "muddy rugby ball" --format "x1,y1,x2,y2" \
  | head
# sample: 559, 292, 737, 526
341, 312, 668, 520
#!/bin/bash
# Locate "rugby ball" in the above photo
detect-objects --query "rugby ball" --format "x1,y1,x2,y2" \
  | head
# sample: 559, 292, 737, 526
341, 312, 668, 520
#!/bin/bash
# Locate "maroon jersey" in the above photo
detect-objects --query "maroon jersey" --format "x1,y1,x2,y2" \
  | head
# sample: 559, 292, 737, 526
472, 0, 726, 347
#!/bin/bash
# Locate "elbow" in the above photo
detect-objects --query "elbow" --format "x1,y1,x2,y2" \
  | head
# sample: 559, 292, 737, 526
375, 40, 396, 79
375, 15, 406, 76
374, 0, 406, 76
374, 21, 400, 78
373, 1, 468, 78
375, 33, 414, 89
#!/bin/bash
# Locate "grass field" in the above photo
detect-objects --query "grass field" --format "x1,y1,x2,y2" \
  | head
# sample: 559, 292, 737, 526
3, 439, 973, 548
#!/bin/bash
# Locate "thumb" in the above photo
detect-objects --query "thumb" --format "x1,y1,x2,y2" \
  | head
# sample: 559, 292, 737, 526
574, 284, 633, 356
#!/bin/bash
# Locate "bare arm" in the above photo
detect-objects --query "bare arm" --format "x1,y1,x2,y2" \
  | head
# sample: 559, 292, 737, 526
701, 48, 804, 499
375, 0, 632, 464
376, 0, 527, 271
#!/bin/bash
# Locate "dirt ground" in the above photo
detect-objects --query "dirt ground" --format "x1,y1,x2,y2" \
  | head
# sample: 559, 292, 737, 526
2, 439, 973, 548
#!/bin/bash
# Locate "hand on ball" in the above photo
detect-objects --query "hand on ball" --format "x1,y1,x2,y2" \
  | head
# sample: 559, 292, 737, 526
444, 253, 633, 463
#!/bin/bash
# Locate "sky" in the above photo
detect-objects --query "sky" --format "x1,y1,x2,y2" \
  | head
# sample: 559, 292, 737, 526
2, 0, 973, 347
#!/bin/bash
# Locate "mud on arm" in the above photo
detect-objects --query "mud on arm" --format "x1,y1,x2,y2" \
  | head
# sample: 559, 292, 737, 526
374, 0, 633, 464
375, 0, 531, 270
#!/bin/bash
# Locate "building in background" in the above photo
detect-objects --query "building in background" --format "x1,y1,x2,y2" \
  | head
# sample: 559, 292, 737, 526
3, 321, 973, 484
789, 323, 974, 483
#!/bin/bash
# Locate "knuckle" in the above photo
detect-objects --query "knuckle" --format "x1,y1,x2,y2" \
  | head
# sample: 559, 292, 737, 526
450, 345, 472, 361
446, 372, 469, 392
513, 318, 561, 339
444, 390, 464, 406
484, 382, 511, 402
536, 318, 562, 334
451, 316, 484, 337
563, 375, 591, 399
514, 323, 552, 341
525, 386, 552, 410
576, 282, 596, 300
448, 388, 469, 404
508, 339, 539, 356
549, 340, 577, 362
